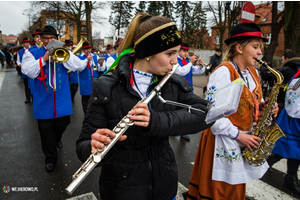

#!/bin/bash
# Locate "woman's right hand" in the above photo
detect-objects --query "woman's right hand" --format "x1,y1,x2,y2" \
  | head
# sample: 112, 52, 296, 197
236, 132, 261, 151
91, 128, 127, 153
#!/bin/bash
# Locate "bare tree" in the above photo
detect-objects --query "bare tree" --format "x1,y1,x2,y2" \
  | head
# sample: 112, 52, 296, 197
92, 31, 102, 50
30, 1, 84, 43
284, 1, 300, 54
261, 2, 284, 62
206, 1, 229, 53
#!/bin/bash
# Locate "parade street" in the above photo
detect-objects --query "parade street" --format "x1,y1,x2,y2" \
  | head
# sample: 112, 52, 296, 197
1, 65, 300, 200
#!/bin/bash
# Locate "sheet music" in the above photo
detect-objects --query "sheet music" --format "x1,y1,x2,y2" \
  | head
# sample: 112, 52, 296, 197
46, 39, 65, 51
205, 78, 244, 124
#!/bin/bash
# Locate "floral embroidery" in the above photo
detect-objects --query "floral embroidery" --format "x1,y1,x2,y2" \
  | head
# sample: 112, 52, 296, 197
285, 91, 299, 105
215, 147, 242, 163
161, 28, 180, 45
205, 85, 216, 102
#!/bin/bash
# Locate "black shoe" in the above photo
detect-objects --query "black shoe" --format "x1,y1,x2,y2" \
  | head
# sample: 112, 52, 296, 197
181, 135, 190, 142
56, 140, 63, 149
45, 163, 54, 172
24, 98, 30, 104
284, 174, 300, 195
182, 191, 188, 200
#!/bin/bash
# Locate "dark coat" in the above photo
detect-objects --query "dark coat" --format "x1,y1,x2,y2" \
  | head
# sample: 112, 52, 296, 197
76, 55, 213, 200
260, 58, 300, 104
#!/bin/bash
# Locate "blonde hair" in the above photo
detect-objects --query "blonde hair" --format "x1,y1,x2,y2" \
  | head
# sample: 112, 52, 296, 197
119, 13, 173, 55
222, 38, 264, 62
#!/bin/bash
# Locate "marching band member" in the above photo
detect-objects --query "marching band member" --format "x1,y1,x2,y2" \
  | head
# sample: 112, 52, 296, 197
64, 39, 79, 104
77, 41, 98, 115
97, 56, 106, 76
21, 25, 87, 172
30, 39, 36, 47
17, 37, 31, 104
175, 43, 205, 141
187, 23, 278, 200
114, 38, 123, 56
76, 13, 212, 200
265, 52, 300, 194
27, 29, 42, 101
103, 44, 117, 71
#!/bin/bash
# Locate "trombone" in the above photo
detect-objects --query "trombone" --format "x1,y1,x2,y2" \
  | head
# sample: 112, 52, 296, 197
47, 39, 70, 90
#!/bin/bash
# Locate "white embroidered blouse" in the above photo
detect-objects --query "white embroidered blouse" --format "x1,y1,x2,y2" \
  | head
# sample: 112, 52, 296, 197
207, 64, 269, 185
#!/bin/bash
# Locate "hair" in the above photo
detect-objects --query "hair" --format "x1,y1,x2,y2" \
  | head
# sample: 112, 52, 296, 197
222, 38, 264, 62
119, 13, 173, 55
283, 50, 296, 59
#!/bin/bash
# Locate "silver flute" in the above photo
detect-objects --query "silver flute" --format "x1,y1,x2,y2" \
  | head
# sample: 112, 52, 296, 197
66, 64, 180, 195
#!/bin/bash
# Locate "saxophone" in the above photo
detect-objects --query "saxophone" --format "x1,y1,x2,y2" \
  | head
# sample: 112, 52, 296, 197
242, 58, 286, 166
66, 64, 180, 195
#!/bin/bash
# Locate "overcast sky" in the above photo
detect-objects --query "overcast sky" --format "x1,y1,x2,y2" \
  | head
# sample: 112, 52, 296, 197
0, 1, 281, 38
0, 1, 113, 37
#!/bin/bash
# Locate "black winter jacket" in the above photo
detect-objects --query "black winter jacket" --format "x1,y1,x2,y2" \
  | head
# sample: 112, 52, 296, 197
76, 55, 213, 200
260, 58, 300, 104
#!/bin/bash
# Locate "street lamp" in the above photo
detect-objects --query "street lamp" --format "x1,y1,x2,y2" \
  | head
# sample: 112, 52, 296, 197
22, 13, 31, 27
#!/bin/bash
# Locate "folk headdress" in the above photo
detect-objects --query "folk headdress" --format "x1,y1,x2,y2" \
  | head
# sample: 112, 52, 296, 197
32, 29, 42, 37
81, 42, 91, 49
64, 39, 73, 46
105, 21, 182, 74
22, 38, 30, 43
224, 23, 268, 45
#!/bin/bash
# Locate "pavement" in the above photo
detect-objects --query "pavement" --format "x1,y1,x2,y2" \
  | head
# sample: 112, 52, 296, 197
1, 64, 300, 200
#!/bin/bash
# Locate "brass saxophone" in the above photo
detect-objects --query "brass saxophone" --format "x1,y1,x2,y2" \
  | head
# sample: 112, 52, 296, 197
242, 58, 286, 166
66, 64, 180, 195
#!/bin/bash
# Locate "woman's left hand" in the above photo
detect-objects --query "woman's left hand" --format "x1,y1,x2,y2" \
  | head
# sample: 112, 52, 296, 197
128, 103, 150, 127
271, 102, 279, 117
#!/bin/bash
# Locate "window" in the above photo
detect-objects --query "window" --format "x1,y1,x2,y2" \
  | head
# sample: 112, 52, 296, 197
216, 35, 220, 45
266, 33, 271, 45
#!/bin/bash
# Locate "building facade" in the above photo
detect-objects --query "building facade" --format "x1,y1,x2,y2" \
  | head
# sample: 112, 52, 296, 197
31, 10, 92, 45
6, 35, 18, 45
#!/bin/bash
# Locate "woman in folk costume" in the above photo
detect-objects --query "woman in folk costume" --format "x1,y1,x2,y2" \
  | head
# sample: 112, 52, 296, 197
187, 23, 279, 200
270, 67, 300, 194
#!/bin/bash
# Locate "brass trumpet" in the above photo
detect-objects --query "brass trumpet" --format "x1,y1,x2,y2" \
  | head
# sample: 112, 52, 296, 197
189, 52, 211, 70
199, 62, 212, 70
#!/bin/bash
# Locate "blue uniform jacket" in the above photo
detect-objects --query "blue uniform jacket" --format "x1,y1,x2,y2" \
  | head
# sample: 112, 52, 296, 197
177, 57, 193, 87
28, 46, 73, 119
78, 53, 98, 95
18, 49, 28, 79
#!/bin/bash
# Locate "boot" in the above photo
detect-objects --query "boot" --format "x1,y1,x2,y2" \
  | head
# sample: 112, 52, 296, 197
284, 174, 300, 195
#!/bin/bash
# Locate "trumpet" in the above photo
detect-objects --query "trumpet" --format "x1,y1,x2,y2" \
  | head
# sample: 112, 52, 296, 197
189, 52, 211, 70
199, 62, 212, 70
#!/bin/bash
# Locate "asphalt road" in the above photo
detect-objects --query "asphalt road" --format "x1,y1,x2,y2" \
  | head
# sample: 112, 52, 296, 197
1, 65, 300, 200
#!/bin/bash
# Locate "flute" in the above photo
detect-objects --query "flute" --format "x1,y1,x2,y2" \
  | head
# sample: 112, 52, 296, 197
66, 64, 180, 195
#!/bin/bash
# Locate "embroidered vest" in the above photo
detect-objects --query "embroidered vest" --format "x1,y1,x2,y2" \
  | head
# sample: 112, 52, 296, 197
177, 57, 193, 87
212, 62, 262, 131
29, 47, 73, 119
